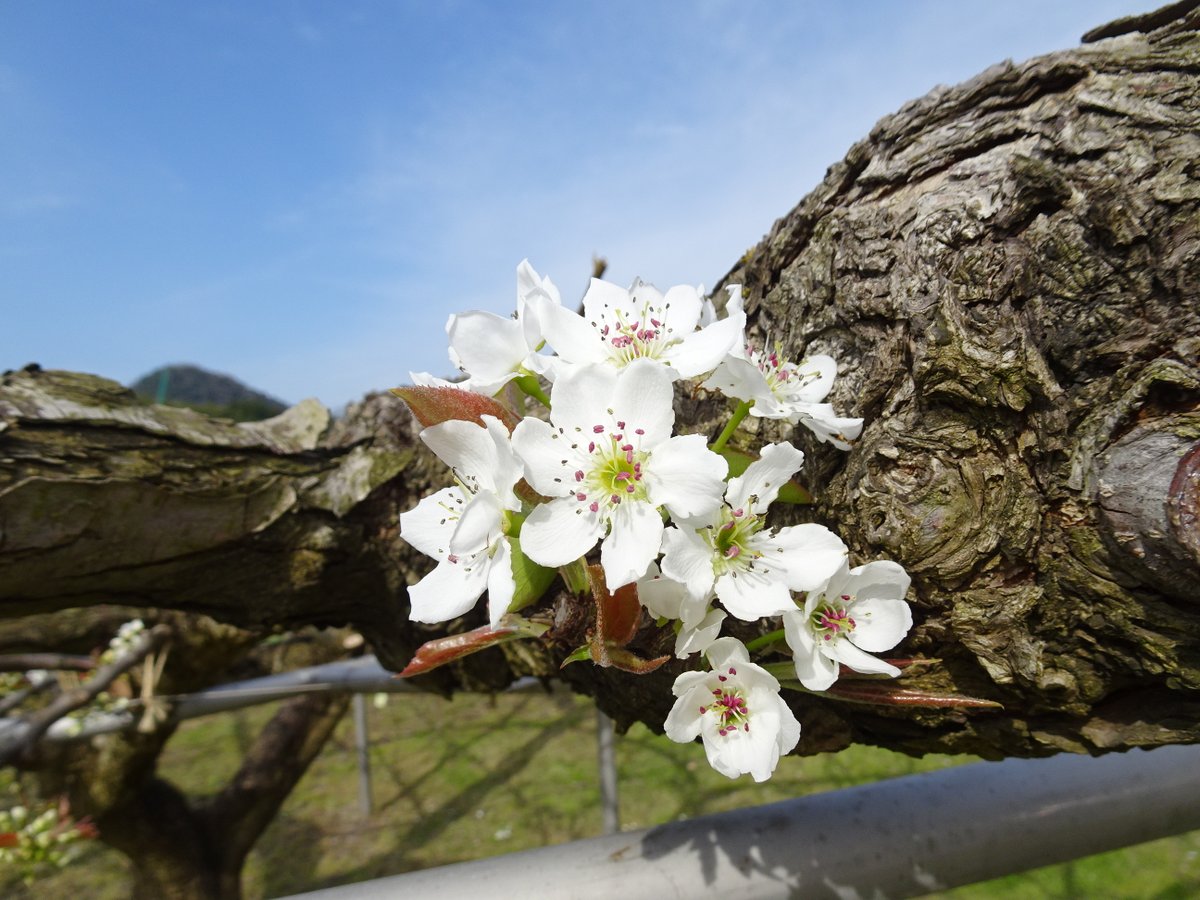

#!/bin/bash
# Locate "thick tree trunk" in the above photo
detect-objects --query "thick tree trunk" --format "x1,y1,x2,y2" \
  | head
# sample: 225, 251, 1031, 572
3, 7, 1199, 759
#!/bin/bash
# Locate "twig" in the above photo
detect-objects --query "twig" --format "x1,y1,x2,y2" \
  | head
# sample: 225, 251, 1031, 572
0, 654, 94, 673
0, 624, 172, 766
0, 678, 59, 717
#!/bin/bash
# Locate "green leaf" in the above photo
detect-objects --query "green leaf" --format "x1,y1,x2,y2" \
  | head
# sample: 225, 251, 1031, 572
506, 536, 557, 614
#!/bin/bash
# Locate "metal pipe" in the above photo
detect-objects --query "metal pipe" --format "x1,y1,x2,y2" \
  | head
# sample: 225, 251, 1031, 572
595, 707, 619, 835
352, 693, 372, 817
286, 742, 1200, 899
0, 656, 553, 744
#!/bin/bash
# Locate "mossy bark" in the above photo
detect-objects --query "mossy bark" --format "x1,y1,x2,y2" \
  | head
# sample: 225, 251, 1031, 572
3, 7, 1200, 760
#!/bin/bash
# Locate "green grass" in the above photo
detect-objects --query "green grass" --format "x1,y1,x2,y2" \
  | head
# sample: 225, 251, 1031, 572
9, 691, 1200, 898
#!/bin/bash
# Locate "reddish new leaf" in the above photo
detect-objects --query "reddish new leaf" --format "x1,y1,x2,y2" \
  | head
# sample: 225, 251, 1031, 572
398, 619, 545, 678
589, 564, 641, 648
820, 681, 1003, 709
391, 385, 520, 431
568, 564, 668, 674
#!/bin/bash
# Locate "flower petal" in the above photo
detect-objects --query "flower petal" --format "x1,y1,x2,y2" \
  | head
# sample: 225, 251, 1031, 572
792, 355, 838, 402
715, 568, 795, 620
829, 638, 902, 678
449, 491, 501, 556
783, 608, 839, 691
612, 358, 676, 446
518, 499, 606, 568
486, 537, 515, 628
790, 403, 864, 449
540, 296, 608, 366
399, 487, 465, 559
601, 500, 664, 589
724, 441, 805, 514
548, 362, 619, 435
701, 356, 771, 406
675, 607, 726, 658
408, 557, 488, 624
511, 417, 572, 497
847, 596, 912, 653
846, 560, 912, 601
659, 526, 717, 602
765, 523, 848, 593
662, 305, 745, 378
420, 418, 504, 491
645, 434, 727, 519
447, 311, 528, 385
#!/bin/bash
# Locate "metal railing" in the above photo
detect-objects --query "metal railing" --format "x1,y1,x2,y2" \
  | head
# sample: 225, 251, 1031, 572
286, 742, 1200, 899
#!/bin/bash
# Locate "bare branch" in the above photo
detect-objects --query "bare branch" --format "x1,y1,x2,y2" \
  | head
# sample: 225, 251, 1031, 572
0, 624, 171, 766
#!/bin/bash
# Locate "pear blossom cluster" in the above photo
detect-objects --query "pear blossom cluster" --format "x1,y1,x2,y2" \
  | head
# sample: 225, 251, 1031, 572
398, 260, 914, 782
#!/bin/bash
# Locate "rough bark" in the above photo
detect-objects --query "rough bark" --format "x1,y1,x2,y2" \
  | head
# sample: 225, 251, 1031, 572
3, 6, 1200, 760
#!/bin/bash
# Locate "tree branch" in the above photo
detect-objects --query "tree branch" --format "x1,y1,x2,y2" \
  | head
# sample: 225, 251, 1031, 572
0, 624, 171, 765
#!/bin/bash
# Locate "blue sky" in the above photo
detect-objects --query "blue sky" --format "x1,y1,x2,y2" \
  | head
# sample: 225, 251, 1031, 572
2, 1, 1138, 409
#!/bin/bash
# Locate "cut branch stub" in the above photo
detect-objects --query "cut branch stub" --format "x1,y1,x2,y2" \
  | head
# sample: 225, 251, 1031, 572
1097, 423, 1200, 602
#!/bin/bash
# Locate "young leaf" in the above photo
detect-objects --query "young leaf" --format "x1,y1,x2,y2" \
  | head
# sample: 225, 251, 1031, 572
398, 617, 547, 678
391, 385, 521, 431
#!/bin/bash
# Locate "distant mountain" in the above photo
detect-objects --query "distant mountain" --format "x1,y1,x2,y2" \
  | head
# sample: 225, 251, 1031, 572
130, 364, 288, 422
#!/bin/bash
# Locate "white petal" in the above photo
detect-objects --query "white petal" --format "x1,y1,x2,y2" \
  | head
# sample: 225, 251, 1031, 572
715, 568, 795, 620
659, 526, 717, 602
447, 311, 529, 383
518, 499, 605, 567
511, 418, 572, 497
548, 363, 619, 435
658, 283, 703, 332
645, 435, 727, 519
724, 441, 805, 514
703, 635, 752, 671
792, 355, 838, 402
601, 500, 664, 589
830, 638, 901, 678
482, 416, 523, 507
662, 307, 745, 378
636, 567, 685, 620
700, 356, 770, 406
581, 277, 633, 329
408, 558, 488, 624
612, 359, 675, 447
408, 371, 459, 388
783, 609, 839, 691
486, 537, 515, 627
845, 560, 912, 601
790, 403, 864, 449
420, 419, 503, 488
664, 678, 709, 742
538, 301, 608, 366
675, 608, 726, 658
847, 596, 912, 653
399, 487, 465, 559
449, 491, 501, 556
766, 524, 848, 593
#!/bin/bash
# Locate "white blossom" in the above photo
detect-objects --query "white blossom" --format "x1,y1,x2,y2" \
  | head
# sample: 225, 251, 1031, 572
399, 415, 523, 626
660, 442, 847, 620
536, 276, 744, 380
636, 564, 726, 658
702, 299, 862, 448
512, 359, 727, 589
783, 560, 913, 691
411, 259, 560, 394
665, 637, 800, 782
